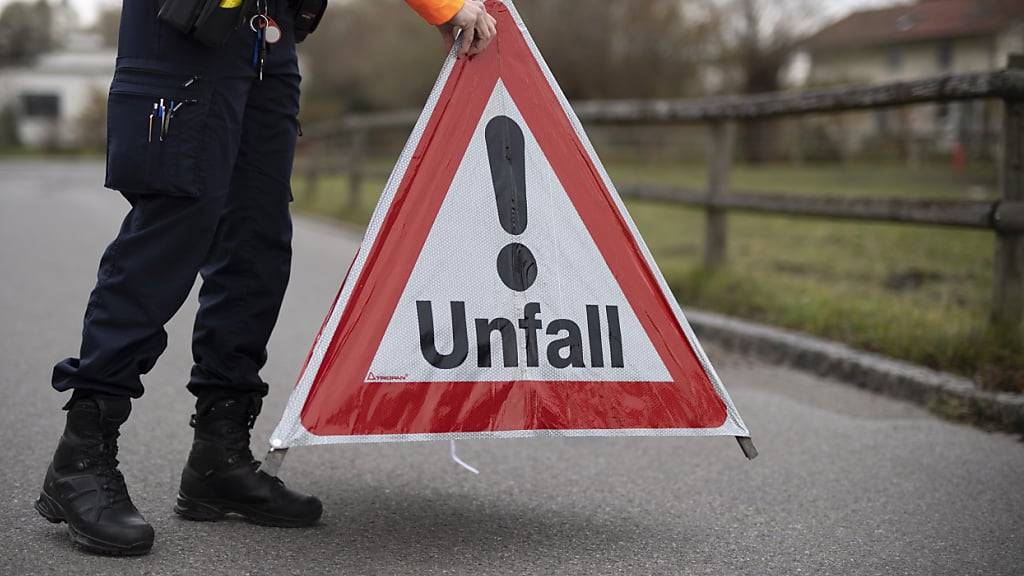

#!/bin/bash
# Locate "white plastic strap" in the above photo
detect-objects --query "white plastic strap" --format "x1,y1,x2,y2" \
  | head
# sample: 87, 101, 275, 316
449, 440, 480, 475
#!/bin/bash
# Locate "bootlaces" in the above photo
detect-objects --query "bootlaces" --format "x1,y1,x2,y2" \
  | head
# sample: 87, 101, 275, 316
223, 422, 258, 468
222, 403, 281, 482
192, 397, 262, 469
80, 430, 130, 505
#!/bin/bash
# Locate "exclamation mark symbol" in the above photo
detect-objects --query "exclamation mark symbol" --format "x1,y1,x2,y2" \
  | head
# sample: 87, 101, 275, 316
486, 115, 537, 291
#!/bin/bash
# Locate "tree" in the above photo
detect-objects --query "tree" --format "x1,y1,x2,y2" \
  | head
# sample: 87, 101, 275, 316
299, 1, 441, 119
516, 0, 717, 100
0, 0, 56, 66
92, 4, 120, 48
298, 0, 719, 122
712, 0, 822, 93
713, 0, 822, 162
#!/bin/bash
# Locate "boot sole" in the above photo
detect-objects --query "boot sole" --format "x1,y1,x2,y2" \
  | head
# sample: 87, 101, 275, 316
174, 493, 320, 528
35, 490, 153, 556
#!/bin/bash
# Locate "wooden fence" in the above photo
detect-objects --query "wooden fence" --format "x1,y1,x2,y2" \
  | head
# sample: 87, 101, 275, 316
295, 56, 1024, 333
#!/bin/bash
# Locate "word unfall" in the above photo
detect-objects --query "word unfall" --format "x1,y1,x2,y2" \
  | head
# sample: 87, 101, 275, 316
415, 301, 625, 370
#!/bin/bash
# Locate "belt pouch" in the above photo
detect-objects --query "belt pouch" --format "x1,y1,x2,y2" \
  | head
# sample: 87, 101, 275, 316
290, 0, 327, 43
158, 0, 255, 47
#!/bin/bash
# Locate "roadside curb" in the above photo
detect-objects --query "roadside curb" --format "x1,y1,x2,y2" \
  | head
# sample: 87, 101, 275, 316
686, 309, 1024, 433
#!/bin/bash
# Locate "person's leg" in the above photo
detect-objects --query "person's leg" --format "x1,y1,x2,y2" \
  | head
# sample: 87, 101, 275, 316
175, 2, 321, 527
187, 57, 300, 399
40, 1, 253, 553
41, 95, 246, 552
51, 0, 248, 400
51, 191, 231, 399
40, 113, 246, 555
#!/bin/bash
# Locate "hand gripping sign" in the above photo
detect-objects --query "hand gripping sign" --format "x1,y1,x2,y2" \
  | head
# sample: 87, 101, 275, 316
264, 0, 756, 472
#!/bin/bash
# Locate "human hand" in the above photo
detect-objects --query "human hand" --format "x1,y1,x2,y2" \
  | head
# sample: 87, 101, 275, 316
437, 0, 497, 58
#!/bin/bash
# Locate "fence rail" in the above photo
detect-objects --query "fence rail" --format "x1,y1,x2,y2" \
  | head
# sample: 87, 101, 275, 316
619, 186, 1024, 232
296, 56, 1024, 333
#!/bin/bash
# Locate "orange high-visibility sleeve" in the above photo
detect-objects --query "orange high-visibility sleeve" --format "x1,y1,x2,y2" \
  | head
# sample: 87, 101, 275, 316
405, 0, 465, 26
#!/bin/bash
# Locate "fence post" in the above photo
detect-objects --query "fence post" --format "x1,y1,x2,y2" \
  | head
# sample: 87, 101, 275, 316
704, 120, 735, 269
347, 129, 366, 215
992, 55, 1024, 335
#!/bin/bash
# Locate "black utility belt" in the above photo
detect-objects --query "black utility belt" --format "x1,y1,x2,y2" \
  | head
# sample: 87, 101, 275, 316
158, 0, 327, 47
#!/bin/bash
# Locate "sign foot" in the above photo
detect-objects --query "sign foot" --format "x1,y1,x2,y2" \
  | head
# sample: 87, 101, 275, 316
736, 437, 758, 460
259, 448, 289, 476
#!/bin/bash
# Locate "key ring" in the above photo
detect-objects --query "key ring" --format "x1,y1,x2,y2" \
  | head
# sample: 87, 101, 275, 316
250, 13, 269, 33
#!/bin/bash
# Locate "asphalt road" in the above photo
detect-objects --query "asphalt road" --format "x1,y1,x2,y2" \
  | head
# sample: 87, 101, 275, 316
1, 160, 1022, 576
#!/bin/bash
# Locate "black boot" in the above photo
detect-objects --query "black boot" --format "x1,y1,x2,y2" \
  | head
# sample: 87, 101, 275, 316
174, 392, 322, 527
35, 393, 154, 556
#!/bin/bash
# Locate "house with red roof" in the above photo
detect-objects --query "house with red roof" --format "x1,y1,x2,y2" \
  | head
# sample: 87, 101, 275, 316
803, 0, 1024, 159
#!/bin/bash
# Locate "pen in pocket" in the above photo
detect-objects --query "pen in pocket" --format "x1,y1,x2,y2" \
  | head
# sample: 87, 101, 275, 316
158, 99, 166, 142
166, 101, 184, 138
148, 103, 157, 143
163, 100, 174, 140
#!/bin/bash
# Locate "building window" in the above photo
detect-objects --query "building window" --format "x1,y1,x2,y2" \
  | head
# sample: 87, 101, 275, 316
20, 93, 60, 119
886, 47, 903, 72
937, 42, 953, 71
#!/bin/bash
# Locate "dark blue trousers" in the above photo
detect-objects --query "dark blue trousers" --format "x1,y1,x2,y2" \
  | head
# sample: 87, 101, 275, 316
53, 0, 301, 399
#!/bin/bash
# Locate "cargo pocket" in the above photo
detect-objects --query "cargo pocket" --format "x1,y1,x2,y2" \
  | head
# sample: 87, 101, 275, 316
104, 59, 211, 197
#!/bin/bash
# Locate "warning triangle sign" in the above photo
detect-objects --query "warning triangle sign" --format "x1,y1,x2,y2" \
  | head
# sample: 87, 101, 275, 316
270, 0, 751, 450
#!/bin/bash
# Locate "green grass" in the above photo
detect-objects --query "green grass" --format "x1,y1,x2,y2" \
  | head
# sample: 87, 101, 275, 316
292, 173, 388, 227
608, 161, 998, 199
291, 160, 1023, 393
